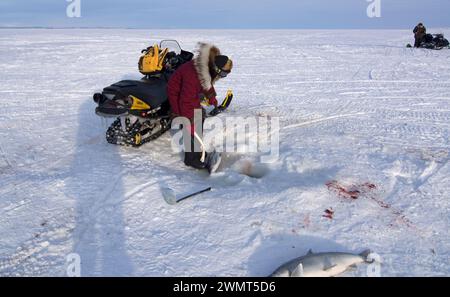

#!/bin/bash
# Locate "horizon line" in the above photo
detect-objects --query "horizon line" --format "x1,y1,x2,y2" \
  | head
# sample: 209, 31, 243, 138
1, 26, 450, 30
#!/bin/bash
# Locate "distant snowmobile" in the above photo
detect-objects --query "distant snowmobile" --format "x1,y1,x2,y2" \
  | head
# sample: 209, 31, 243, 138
407, 33, 450, 50
93, 40, 233, 147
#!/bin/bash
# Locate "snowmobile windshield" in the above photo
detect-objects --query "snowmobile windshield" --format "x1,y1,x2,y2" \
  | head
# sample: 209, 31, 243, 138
160, 40, 182, 55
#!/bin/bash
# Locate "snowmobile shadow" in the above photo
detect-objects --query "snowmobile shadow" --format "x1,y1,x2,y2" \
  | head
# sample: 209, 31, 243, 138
66, 99, 134, 276
246, 234, 349, 277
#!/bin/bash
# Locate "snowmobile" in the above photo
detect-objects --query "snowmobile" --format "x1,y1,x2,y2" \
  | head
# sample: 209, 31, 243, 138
407, 33, 450, 50
93, 40, 233, 147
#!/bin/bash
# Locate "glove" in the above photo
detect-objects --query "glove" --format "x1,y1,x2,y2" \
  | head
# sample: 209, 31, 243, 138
209, 97, 218, 107
209, 106, 224, 116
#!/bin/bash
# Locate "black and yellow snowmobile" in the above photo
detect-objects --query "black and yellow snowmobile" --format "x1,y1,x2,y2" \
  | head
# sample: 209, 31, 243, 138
93, 40, 233, 147
407, 33, 450, 50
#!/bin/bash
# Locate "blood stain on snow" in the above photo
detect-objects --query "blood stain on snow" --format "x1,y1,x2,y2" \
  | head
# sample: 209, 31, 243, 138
326, 180, 420, 230
322, 207, 335, 219
325, 180, 387, 207
325, 180, 364, 199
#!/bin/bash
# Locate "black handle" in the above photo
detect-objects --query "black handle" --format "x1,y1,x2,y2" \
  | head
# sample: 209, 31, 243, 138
177, 187, 212, 203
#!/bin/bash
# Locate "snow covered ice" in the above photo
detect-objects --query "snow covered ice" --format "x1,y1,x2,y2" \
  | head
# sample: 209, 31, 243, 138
0, 29, 449, 276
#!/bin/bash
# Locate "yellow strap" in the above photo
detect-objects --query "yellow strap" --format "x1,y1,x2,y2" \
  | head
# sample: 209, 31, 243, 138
158, 48, 169, 69
221, 90, 233, 108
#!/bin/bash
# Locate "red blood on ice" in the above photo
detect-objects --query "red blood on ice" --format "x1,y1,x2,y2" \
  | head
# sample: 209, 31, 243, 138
322, 207, 334, 219
363, 182, 376, 189
325, 180, 360, 199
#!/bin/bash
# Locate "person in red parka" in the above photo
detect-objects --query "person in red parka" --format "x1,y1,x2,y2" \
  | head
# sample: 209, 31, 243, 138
167, 42, 233, 173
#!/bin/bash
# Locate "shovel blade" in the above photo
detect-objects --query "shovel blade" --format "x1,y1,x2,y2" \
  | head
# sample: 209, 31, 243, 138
162, 187, 178, 205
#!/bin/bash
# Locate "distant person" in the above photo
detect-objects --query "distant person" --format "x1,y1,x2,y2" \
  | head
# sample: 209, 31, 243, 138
413, 23, 427, 48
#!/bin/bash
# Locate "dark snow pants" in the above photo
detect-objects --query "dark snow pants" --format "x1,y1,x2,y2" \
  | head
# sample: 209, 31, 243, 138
414, 34, 425, 48
183, 108, 207, 170
414, 37, 421, 48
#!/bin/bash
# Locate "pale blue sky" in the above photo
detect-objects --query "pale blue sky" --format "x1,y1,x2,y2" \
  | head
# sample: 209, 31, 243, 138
1, 0, 449, 29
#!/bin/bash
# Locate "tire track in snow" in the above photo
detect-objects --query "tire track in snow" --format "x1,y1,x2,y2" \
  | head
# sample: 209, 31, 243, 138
410, 150, 449, 191
282, 112, 368, 130
101, 180, 158, 208
379, 149, 449, 240
0, 143, 12, 171
0, 241, 50, 276
0, 213, 74, 276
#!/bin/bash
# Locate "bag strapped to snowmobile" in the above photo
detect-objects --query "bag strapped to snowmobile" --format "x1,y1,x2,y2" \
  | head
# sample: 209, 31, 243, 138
138, 44, 169, 76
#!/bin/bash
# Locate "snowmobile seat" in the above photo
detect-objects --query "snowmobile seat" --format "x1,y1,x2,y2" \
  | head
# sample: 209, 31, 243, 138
103, 78, 168, 108
424, 34, 434, 43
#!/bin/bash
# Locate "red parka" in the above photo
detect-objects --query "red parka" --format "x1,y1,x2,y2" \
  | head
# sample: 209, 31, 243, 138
167, 43, 221, 120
